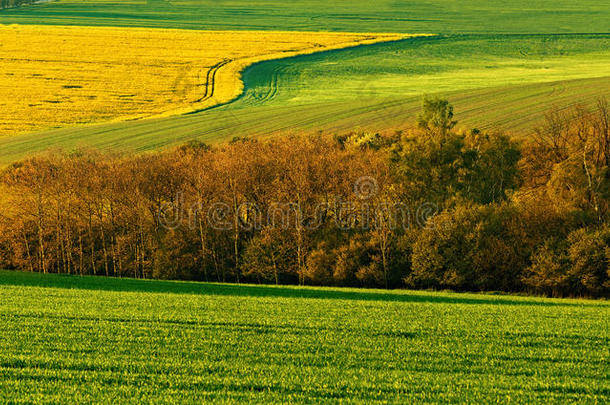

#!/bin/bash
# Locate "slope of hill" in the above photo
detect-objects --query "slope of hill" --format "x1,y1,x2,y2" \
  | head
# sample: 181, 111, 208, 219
1, 1, 609, 162
0, 24, 405, 136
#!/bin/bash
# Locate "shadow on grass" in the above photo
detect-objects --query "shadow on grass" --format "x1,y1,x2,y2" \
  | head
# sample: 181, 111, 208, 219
0, 270, 599, 307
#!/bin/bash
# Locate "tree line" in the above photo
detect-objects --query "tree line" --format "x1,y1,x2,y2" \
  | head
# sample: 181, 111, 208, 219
0, 98, 608, 297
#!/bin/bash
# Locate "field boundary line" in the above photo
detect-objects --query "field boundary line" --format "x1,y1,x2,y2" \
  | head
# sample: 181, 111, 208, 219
176, 33, 431, 117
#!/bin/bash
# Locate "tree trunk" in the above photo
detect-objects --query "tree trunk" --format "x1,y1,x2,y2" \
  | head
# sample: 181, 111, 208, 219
583, 143, 602, 224
88, 207, 95, 275
37, 190, 46, 274
231, 181, 240, 283
98, 207, 109, 277
198, 214, 209, 282
78, 231, 84, 276
271, 251, 279, 285
22, 228, 34, 273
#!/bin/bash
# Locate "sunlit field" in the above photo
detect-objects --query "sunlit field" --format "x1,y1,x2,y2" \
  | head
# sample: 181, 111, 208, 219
0, 24, 404, 135
1, 0, 609, 160
0, 270, 608, 403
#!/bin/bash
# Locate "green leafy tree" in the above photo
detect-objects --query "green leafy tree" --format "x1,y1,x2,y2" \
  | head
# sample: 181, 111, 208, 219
521, 243, 570, 297
417, 96, 457, 137
566, 227, 610, 295
393, 120, 520, 208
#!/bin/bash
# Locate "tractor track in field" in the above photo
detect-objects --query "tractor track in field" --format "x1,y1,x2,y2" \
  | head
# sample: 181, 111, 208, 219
187, 36, 416, 115
252, 66, 284, 103
194, 36, 403, 109
260, 68, 280, 102
197, 58, 233, 103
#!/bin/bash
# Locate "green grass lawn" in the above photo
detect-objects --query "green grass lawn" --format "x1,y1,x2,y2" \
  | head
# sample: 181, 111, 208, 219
1, 1, 610, 162
0, 270, 608, 403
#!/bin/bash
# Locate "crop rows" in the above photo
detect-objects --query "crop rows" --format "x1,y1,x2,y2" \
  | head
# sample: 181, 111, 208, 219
0, 271, 608, 403
0, 24, 405, 136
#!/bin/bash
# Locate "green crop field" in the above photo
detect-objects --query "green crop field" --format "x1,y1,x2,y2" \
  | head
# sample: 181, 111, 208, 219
239, 35, 610, 108
1, 0, 608, 34
1, 1, 610, 163
0, 270, 609, 403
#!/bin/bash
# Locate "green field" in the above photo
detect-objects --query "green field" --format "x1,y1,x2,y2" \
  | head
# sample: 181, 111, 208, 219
0, 270, 609, 403
1, 34, 610, 163
1, 0, 608, 34
1, 1, 610, 162
240, 34, 610, 104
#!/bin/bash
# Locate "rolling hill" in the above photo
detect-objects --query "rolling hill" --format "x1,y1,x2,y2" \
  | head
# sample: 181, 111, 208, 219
0, 0, 609, 162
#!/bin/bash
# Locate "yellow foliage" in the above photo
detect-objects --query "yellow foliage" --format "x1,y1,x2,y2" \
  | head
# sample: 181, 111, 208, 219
0, 24, 409, 136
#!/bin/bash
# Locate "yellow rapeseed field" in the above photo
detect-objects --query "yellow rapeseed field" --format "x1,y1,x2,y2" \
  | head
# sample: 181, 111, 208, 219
0, 25, 407, 136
